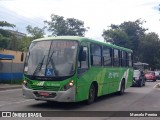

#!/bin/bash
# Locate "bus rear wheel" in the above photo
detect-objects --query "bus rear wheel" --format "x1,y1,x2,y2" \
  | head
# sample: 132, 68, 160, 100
118, 80, 125, 95
86, 84, 96, 105
138, 79, 143, 87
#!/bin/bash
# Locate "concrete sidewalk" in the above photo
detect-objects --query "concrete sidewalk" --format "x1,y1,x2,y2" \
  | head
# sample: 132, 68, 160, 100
0, 84, 22, 91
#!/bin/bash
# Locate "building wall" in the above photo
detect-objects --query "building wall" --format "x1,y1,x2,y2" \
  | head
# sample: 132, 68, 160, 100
0, 50, 26, 83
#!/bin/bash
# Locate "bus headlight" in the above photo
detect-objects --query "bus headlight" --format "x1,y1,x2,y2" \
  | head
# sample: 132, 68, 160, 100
23, 80, 28, 88
63, 80, 74, 91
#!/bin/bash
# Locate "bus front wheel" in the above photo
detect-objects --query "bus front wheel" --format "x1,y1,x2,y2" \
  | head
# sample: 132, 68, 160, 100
86, 84, 96, 105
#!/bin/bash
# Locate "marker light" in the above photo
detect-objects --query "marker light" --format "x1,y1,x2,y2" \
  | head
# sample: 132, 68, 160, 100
69, 82, 73, 86
23, 80, 27, 84
63, 80, 74, 91
23, 80, 28, 88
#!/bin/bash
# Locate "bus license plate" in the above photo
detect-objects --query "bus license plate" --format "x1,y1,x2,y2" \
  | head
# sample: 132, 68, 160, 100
39, 92, 49, 97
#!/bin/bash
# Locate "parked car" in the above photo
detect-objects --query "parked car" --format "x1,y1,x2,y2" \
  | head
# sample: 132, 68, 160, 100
155, 71, 160, 80
132, 70, 145, 87
144, 71, 156, 82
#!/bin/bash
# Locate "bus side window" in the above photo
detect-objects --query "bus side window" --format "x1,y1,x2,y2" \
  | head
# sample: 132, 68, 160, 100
90, 44, 102, 66
78, 46, 89, 69
118, 50, 121, 66
103, 46, 112, 66
126, 52, 129, 67
113, 49, 120, 66
119, 50, 122, 67
128, 53, 133, 67
122, 51, 127, 67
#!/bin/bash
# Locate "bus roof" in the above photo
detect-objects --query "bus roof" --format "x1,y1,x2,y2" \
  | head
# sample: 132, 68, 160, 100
33, 36, 133, 52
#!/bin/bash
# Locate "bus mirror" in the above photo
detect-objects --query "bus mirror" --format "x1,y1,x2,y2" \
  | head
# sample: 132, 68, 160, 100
79, 48, 86, 61
21, 52, 24, 62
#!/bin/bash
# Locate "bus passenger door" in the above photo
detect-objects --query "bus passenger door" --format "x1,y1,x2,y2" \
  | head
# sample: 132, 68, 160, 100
76, 43, 90, 101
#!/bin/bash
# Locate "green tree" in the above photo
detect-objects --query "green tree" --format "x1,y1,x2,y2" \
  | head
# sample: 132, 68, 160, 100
26, 25, 45, 39
138, 32, 160, 69
44, 14, 88, 36
0, 35, 10, 49
102, 29, 130, 48
0, 21, 15, 49
18, 36, 32, 52
119, 20, 147, 52
102, 19, 147, 61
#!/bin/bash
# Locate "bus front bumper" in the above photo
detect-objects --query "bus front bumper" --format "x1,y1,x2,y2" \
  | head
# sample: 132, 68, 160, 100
22, 85, 75, 102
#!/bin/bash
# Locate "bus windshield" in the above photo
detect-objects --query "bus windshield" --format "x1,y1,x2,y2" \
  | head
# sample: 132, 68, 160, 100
24, 40, 78, 77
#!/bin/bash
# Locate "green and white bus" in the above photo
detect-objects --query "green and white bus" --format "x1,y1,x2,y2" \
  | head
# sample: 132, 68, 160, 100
22, 36, 133, 104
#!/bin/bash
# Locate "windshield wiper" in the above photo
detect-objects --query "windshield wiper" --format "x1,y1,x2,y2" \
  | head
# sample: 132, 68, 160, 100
46, 50, 58, 76
46, 50, 54, 65
33, 55, 45, 76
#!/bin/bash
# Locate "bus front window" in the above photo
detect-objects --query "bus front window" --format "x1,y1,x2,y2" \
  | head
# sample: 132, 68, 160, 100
24, 40, 78, 77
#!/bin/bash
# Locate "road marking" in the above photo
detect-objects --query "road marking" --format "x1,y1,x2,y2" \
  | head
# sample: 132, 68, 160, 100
153, 82, 160, 89
0, 88, 21, 93
0, 99, 33, 107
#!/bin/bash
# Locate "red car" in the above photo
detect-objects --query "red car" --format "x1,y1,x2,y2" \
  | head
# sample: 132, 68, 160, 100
144, 71, 156, 82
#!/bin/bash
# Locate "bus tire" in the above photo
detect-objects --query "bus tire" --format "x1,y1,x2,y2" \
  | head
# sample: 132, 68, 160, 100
118, 80, 125, 95
138, 79, 143, 87
143, 78, 145, 86
143, 81, 145, 86
86, 84, 96, 105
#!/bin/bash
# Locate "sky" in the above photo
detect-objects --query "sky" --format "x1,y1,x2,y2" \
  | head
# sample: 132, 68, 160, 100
0, 0, 160, 41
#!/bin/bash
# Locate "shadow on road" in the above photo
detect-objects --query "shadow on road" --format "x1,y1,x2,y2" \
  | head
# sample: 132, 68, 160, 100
28, 101, 85, 110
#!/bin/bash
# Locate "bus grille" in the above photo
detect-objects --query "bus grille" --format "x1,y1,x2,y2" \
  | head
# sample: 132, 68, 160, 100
30, 85, 60, 91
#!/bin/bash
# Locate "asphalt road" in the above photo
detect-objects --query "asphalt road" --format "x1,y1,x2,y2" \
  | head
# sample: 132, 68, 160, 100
0, 81, 160, 120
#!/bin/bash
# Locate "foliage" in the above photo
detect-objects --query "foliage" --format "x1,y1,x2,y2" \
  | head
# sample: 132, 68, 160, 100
26, 25, 45, 39
44, 14, 88, 36
138, 32, 160, 69
0, 34, 11, 49
0, 21, 15, 49
102, 19, 147, 51
0, 21, 15, 28
102, 29, 130, 48
0, 21, 32, 51
17, 36, 32, 52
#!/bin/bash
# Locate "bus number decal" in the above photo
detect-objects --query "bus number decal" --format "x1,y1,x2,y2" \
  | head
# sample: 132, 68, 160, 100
108, 72, 119, 78
37, 81, 45, 86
